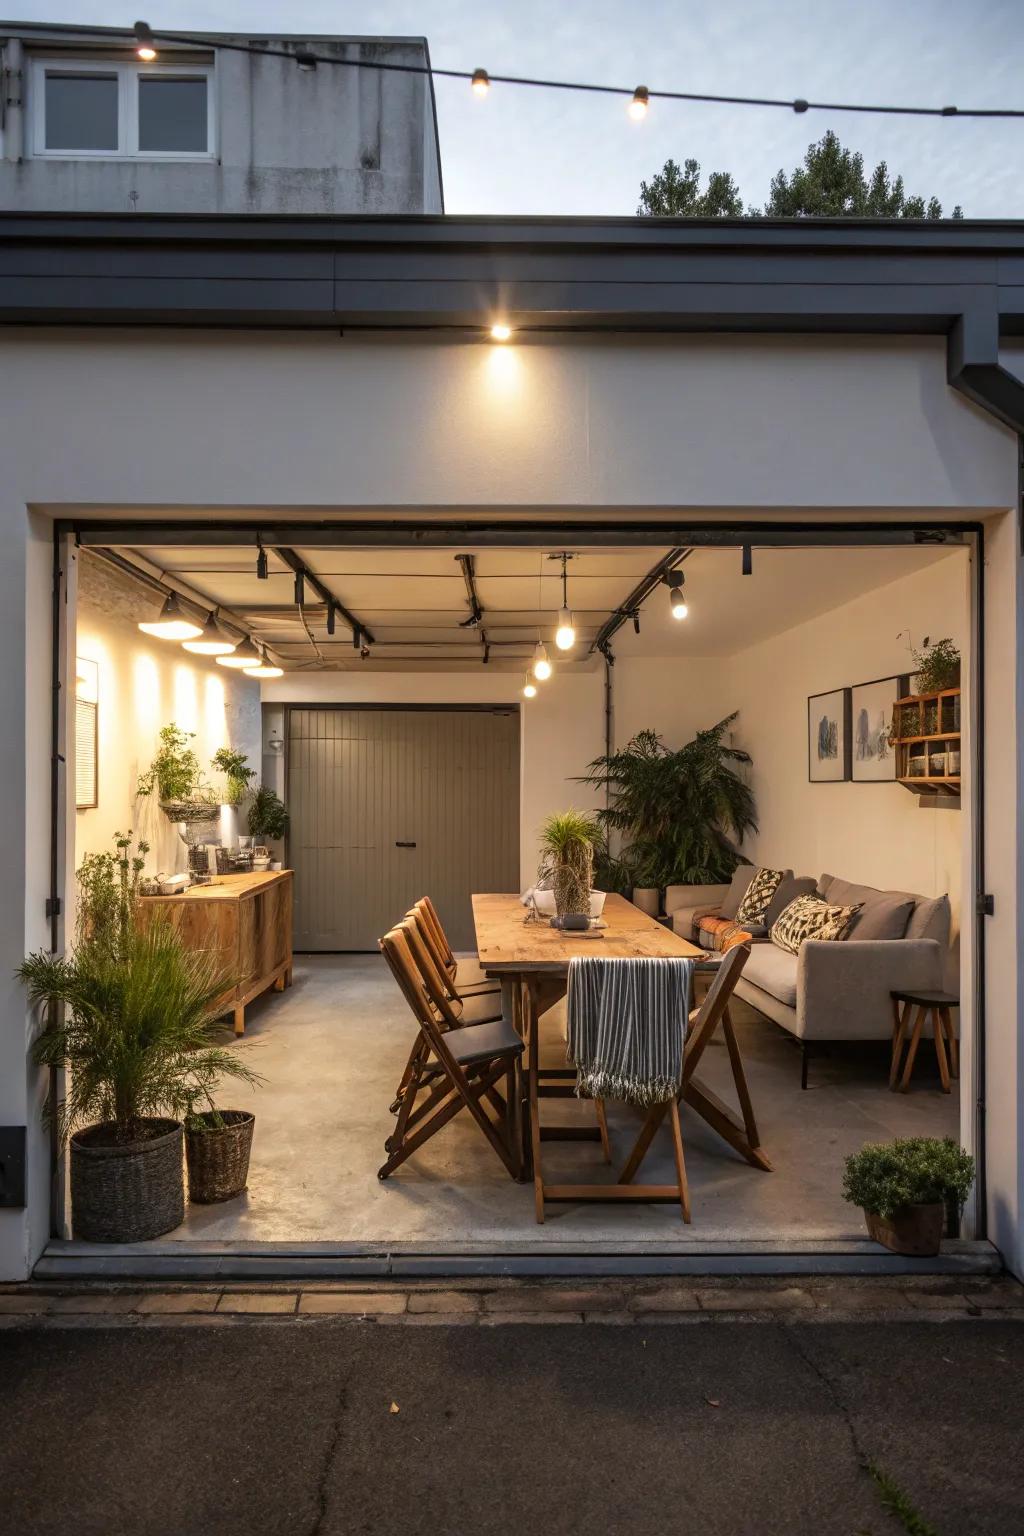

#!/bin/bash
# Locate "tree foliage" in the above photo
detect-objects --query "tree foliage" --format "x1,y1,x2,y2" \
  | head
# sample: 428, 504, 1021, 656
637, 157, 743, 217
637, 132, 963, 220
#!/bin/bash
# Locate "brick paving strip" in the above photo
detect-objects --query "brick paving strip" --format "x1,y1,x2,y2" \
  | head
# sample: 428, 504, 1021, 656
0, 1275, 1022, 1326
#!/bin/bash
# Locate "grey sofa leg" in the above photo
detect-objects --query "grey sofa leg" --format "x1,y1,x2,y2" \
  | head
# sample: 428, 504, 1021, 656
801, 1042, 809, 1091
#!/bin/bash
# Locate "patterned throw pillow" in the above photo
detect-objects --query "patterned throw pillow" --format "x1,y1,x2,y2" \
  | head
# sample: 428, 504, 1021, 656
771, 893, 863, 955
735, 867, 786, 925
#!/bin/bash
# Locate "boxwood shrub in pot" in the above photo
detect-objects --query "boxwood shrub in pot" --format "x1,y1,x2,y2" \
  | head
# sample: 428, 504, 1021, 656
19, 835, 260, 1242
842, 1137, 975, 1257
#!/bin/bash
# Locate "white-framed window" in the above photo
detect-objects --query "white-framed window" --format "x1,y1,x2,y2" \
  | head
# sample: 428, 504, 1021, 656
30, 57, 215, 160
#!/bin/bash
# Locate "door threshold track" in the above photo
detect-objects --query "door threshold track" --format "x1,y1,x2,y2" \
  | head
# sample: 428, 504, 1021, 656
35, 1237, 1000, 1281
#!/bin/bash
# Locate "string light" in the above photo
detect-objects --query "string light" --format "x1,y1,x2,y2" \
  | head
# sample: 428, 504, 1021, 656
628, 86, 649, 121
532, 641, 552, 681
490, 322, 512, 342
133, 20, 157, 61
127, 25, 1023, 121
522, 674, 537, 699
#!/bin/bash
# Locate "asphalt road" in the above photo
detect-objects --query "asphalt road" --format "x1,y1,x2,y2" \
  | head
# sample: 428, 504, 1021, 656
2, 1319, 1021, 1535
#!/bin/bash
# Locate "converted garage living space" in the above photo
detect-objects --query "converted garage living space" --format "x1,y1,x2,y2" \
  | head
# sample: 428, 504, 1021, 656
64, 530, 970, 1252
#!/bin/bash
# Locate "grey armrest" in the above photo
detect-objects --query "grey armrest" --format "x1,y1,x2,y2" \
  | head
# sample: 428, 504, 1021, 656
798, 939, 943, 1040
664, 883, 729, 916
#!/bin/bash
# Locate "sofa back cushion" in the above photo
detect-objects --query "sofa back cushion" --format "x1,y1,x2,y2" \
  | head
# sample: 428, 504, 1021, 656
818, 872, 949, 945
771, 893, 863, 955
906, 893, 952, 946
736, 867, 789, 924
847, 895, 915, 941
763, 874, 818, 931
719, 865, 757, 919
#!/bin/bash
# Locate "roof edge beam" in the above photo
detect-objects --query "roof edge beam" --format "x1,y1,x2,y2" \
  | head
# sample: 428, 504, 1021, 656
948, 307, 1024, 434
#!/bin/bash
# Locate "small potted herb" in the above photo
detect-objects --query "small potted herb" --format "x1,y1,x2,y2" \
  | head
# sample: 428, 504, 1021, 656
912, 637, 961, 694
136, 723, 217, 824
843, 1137, 975, 1256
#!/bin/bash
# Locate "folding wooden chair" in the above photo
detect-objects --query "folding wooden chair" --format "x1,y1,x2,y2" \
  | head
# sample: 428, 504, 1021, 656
407, 901, 499, 1002
378, 925, 524, 1182
415, 896, 499, 996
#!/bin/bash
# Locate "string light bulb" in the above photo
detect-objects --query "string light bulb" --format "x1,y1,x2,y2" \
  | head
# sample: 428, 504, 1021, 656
522, 674, 537, 699
217, 636, 262, 669
182, 611, 237, 656
666, 570, 688, 620
138, 591, 203, 641
628, 85, 649, 120
134, 20, 157, 61
532, 641, 552, 681
490, 322, 512, 341
471, 68, 490, 97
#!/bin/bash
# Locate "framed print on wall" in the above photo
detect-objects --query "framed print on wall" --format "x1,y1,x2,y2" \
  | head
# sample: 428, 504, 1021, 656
808, 688, 851, 782
850, 675, 901, 783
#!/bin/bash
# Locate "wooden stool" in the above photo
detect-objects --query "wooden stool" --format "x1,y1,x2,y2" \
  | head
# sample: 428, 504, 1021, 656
889, 989, 959, 1093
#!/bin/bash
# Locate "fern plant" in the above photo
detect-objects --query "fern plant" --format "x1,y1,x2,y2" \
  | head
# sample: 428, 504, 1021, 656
577, 718, 757, 888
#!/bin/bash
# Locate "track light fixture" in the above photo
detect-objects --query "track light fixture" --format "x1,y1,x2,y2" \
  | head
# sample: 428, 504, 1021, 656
532, 641, 552, 681
326, 603, 336, 637
217, 636, 262, 669
256, 543, 268, 581
633, 613, 641, 635
628, 85, 649, 120
553, 552, 576, 651
182, 610, 237, 656
295, 48, 317, 72
134, 20, 157, 61
294, 571, 306, 606
742, 544, 753, 576
138, 591, 203, 641
665, 570, 689, 620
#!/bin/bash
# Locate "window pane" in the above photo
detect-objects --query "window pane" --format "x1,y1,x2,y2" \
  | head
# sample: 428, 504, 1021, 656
138, 77, 207, 152
45, 73, 118, 150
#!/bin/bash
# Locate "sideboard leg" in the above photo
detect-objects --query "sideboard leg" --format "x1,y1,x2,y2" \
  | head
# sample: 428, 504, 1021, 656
233, 1005, 246, 1037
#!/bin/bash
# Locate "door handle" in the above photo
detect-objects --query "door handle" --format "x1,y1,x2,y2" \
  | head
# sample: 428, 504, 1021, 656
395, 841, 417, 848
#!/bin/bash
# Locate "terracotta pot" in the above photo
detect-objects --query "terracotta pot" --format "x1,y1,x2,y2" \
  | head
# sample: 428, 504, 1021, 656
863, 1202, 944, 1257
631, 887, 661, 918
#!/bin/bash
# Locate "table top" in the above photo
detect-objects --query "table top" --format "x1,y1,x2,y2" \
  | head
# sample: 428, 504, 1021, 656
139, 870, 292, 903
472, 892, 702, 975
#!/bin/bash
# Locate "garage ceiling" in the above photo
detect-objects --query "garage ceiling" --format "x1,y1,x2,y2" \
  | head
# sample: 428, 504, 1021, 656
96, 542, 958, 672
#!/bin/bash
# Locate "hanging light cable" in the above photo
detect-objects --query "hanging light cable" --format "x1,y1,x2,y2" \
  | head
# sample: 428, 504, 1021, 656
554, 552, 576, 650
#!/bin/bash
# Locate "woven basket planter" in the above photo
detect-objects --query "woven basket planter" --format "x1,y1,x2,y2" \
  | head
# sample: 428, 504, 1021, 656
160, 800, 220, 827
70, 1119, 184, 1243
185, 1111, 255, 1204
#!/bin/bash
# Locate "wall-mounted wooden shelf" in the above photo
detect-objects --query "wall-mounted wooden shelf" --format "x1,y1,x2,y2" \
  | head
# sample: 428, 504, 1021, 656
891, 687, 961, 799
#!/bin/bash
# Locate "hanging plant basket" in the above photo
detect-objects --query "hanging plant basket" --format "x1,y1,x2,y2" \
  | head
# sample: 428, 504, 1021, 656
185, 1110, 255, 1203
70, 1118, 185, 1243
160, 800, 220, 826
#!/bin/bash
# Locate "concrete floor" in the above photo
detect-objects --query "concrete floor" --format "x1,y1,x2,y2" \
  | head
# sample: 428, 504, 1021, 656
168, 955, 960, 1247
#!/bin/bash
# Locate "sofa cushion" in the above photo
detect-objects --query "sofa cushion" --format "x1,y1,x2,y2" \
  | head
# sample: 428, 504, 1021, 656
762, 874, 817, 930
719, 865, 757, 919
741, 943, 798, 1008
818, 873, 917, 909
693, 915, 753, 953
736, 867, 787, 924
771, 893, 863, 955
846, 895, 915, 941
906, 893, 952, 946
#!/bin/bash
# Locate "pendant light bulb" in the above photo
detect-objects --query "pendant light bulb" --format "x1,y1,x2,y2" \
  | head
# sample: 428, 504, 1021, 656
532, 641, 552, 681
554, 607, 576, 650
138, 591, 203, 641
471, 68, 490, 97
522, 674, 537, 699
628, 85, 649, 120
134, 20, 157, 60
182, 611, 237, 656
667, 571, 689, 620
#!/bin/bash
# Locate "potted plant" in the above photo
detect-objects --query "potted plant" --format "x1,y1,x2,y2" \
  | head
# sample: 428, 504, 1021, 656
136, 723, 217, 825
538, 810, 603, 918
248, 785, 289, 867
577, 718, 757, 913
842, 1136, 975, 1256
911, 637, 961, 694
182, 1097, 258, 1205
19, 836, 259, 1242
212, 747, 257, 849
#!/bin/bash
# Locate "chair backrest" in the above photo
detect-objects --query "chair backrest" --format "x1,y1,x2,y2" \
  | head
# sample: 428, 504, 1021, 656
417, 896, 456, 970
379, 926, 450, 1052
397, 916, 464, 1029
406, 905, 458, 994
682, 944, 750, 1079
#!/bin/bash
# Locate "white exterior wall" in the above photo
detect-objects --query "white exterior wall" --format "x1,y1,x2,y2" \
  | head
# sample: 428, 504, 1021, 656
0, 327, 1019, 1278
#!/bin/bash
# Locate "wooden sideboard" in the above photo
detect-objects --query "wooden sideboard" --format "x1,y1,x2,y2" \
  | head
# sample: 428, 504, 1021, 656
139, 870, 293, 1035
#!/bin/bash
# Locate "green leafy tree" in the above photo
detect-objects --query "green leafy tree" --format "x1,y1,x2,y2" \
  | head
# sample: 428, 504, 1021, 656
638, 157, 743, 217
761, 130, 962, 219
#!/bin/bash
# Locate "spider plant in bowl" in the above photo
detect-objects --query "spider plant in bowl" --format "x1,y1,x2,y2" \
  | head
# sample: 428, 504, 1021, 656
538, 809, 604, 918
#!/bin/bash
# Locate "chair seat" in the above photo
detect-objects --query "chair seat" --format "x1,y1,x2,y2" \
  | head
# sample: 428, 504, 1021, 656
453, 955, 496, 989
454, 993, 505, 1027
447, 1017, 525, 1066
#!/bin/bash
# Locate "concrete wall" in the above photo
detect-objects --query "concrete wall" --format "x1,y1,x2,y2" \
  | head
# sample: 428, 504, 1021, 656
74, 552, 262, 878
0, 326, 1019, 1278
0, 34, 443, 214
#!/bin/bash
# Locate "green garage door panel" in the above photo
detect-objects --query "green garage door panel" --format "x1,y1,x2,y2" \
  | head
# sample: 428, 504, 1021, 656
288, 708, 520, 951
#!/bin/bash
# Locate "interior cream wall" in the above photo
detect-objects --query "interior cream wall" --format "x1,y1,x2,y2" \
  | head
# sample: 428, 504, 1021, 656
75, 567, 261, 876
725, 552, 969, 930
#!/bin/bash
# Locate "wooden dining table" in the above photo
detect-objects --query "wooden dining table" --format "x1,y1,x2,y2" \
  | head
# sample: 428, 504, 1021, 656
472, 892, 771, 1221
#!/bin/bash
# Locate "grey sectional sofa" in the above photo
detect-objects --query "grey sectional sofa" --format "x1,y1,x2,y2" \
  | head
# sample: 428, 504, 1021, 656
665, 868, 951, 1087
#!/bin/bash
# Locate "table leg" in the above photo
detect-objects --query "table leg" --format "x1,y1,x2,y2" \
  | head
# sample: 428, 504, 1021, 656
525, 978, 545, 1222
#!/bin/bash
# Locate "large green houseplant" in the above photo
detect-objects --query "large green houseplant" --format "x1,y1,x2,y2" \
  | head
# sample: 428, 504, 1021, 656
19, 834, 259, 1241
577, 718, 757, 900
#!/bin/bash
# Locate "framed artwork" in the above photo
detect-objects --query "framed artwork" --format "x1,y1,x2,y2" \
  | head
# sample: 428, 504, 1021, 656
808, 688, 851, 782
850, 676, 900, 783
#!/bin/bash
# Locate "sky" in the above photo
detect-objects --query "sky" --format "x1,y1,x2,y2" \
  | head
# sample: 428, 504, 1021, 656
10, 1, 1024, 216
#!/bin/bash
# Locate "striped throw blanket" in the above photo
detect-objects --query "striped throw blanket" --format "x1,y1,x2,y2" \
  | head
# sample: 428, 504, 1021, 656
566, 956, 694, 1108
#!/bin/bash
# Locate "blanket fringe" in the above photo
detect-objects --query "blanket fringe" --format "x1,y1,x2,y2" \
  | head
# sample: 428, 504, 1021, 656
575, 1068, 680, 1108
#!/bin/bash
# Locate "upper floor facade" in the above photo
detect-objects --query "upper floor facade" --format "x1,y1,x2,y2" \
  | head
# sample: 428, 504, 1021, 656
0, 21, 443, 214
